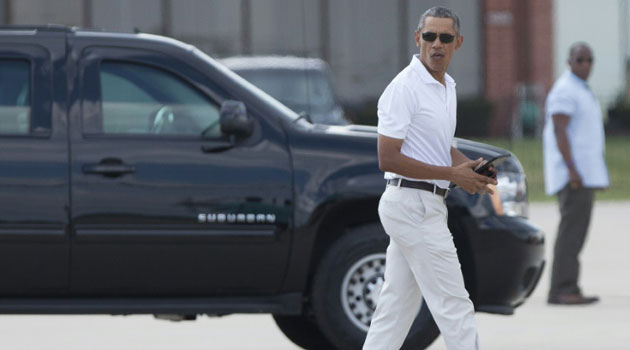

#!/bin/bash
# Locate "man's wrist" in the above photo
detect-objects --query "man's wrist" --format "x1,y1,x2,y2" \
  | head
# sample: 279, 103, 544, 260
445, 166, 456, 182
565, 159, 575, 169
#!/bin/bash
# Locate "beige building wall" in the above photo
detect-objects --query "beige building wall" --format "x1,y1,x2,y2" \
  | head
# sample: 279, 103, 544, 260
553, 0, 630, 109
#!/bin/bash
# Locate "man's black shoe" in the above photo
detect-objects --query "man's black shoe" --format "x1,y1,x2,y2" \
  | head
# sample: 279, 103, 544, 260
547, 293, 600, 305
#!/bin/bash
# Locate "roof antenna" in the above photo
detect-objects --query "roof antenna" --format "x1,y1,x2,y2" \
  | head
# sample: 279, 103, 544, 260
134, 27, 141, 34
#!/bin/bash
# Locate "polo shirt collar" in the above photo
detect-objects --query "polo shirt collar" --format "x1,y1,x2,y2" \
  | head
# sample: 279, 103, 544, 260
410, 54, 455, 86
566, 70, 589, 88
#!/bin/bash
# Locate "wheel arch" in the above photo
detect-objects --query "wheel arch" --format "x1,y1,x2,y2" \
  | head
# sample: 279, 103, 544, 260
304, 196, 381, 294
305, 197, 479, 299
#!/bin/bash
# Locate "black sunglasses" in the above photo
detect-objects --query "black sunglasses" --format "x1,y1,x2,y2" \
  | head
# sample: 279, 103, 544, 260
421, 32, 456, 44
576, 57, 593, 64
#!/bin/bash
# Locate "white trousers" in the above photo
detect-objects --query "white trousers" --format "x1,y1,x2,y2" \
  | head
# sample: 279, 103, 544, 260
363, 185, 480, 350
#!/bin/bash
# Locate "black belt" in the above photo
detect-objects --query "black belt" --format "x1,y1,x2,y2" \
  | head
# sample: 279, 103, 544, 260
387, 178, 449, 198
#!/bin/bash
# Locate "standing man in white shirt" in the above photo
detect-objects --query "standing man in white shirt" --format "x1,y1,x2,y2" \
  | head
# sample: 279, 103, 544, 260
363, 7, 496, 350
543, 42, 609, 305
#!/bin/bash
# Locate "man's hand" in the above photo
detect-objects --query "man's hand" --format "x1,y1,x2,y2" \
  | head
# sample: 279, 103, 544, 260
553, 114, 581, 189
473, 159, 498, 179
452, 158, 498, 195
569, 166, 582, 189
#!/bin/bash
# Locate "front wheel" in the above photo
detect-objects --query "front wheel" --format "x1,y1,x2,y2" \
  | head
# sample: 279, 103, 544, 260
310, 223, 440, 349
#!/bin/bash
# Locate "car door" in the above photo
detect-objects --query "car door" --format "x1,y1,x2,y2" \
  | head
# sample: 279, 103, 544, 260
69, 44, 293, 295
0, 33, 69, 294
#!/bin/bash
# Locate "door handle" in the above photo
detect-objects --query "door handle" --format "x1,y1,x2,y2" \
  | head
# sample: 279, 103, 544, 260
82, 158, 135, 177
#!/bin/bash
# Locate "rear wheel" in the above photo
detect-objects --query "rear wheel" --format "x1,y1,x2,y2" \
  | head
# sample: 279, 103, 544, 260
310, 223, 440, 349
272, 314, 335, 350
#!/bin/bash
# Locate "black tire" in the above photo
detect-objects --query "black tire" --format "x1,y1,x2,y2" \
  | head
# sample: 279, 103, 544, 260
272, 314, 335, 350
310, 223, 440, 349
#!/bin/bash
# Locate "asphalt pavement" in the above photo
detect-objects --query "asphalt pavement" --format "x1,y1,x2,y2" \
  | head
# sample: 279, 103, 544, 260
0, 201, 628, 349
428, 200, 630, 350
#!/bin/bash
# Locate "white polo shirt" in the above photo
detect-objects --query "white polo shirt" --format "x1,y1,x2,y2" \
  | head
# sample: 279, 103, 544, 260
377, 55, 457, 189
542, 70, 609, 195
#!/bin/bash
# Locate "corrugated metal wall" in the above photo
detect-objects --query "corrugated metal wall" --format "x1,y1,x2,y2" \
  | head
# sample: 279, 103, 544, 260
2, 0, 482, 104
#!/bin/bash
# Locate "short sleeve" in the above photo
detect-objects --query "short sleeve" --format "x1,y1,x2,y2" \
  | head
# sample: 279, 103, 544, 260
377, 81, 415, 139
547, 86, 576, 117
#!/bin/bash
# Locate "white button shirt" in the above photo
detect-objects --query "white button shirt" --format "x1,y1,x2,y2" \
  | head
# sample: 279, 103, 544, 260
377, 55, 457, 190
543, 70, 609, 195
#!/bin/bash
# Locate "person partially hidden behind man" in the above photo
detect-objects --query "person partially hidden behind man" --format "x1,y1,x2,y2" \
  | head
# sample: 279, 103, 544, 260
543, 42, 609, 305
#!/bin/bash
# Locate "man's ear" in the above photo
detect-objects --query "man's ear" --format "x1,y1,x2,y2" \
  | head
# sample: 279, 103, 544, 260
414, 30, 421, 48
455, 35, 464, 50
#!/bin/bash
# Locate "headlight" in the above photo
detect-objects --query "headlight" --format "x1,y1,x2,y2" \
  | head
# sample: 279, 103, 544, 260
493, 171, 529, 217
497, 173, 529, 217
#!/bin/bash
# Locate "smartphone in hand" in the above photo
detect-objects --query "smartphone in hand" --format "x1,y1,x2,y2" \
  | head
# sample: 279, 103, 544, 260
449, 153, 510, 189
474, 153, 510, 177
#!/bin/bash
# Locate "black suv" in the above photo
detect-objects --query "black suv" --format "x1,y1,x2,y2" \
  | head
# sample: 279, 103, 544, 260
0, 26, 544, 349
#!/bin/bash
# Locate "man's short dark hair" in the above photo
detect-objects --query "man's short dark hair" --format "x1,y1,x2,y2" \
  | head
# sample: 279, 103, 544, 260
568, 41, 592, 59
417, 6, 460, 35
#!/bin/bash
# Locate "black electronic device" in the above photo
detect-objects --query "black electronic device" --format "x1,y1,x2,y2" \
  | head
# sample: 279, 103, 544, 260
474, 153, 511, 176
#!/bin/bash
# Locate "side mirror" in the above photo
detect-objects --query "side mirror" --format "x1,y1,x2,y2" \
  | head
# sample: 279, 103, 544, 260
220, 100, 253, 137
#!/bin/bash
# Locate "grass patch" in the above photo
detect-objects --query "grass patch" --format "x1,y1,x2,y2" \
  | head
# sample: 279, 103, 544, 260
469, 137, 630, 202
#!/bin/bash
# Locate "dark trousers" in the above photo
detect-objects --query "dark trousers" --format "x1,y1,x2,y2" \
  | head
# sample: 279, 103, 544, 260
549, 184, 595, 296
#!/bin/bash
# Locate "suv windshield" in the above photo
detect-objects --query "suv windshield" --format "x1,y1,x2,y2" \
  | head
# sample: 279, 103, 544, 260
235, 69, 335, 114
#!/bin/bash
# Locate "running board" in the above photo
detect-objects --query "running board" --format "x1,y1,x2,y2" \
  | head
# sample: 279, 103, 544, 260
0, 294, 302, 315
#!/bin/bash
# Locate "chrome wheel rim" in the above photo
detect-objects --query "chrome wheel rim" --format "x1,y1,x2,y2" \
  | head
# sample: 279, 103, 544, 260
340, 253, 386, 332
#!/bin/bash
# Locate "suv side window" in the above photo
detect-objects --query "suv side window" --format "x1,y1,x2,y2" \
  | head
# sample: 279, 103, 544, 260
99, 61, 221, 138
0, 60, 30, 135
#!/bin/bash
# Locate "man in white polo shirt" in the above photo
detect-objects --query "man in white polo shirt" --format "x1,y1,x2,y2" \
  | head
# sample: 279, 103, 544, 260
363, 6, 496, 350
543, 42, 609, 305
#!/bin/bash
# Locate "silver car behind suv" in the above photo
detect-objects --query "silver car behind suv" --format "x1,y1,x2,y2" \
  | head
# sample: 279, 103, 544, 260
220, 55, 349, 125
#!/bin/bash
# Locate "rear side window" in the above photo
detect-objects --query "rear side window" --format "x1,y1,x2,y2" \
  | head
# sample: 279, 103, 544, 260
99, 61, 221, 138
0, 60, 30, 135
